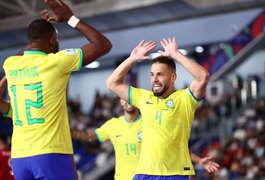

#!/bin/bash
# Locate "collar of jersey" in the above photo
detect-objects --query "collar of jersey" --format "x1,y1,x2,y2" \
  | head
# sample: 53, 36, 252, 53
123, 114, 142, 124
24, 50, 47, 56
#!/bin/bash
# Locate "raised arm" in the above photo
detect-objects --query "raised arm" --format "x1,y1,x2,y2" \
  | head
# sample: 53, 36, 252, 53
106, 40, 156, 101
42, 0, 112, 67
159, 37, 210, 99
71, 129, 98, 142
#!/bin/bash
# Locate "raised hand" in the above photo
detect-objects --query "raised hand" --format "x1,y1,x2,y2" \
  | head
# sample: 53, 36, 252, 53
198, 156, 220, 173
130, 40, 156, 62
43, 0, 73, 22
158, 37, 179, 57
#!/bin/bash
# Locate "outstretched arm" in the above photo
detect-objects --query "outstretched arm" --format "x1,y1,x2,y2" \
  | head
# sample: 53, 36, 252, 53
71, 129, 98, 142
190, 152, 220, 173
158, 37, 210, 99
106, 40, 156, 101
42, 0, 112, 67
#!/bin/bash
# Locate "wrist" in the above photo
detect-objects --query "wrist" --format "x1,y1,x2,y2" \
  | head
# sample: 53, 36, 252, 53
128, 56, 139, 63
67, 15, 80, 28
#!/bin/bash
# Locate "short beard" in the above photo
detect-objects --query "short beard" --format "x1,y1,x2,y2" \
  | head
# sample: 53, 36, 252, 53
152, 84, 169, 97
125, 108, 138, 114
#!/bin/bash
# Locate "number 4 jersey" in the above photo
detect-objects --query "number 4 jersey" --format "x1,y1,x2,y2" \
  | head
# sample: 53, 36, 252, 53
3, 49, 83, 158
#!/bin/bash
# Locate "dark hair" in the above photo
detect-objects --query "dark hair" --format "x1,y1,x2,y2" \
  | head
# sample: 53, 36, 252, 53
152, 56, 176, 72
28, 19, 56, 41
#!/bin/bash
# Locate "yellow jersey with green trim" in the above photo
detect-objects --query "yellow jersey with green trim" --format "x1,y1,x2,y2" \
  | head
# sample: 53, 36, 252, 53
3, 49, 83, 158
129, 86, 200, 176
95, 115, 142, 180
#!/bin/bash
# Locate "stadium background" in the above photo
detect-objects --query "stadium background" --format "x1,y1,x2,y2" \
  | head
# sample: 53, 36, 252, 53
0, 0, 265, 179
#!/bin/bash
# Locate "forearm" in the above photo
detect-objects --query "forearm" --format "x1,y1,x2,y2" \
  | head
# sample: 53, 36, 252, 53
75, 21, 112, 63
190, 151, 202, 164
172, 51, 209, 81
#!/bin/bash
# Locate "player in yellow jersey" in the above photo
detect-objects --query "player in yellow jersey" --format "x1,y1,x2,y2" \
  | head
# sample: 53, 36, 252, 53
72, 99, 219, 180
106, 38, 210, 180
2, 0, 111, 179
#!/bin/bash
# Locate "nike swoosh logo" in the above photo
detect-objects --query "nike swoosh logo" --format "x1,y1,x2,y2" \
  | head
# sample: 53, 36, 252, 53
115, 135, 122, 138
146, 101, 153, 104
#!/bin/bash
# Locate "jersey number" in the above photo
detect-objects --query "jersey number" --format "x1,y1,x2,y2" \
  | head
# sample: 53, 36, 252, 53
10, 82, 45, 126
125, 143, 137, 155
156, 110, 162, 125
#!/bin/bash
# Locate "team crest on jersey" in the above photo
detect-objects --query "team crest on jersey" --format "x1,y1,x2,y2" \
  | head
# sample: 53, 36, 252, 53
137, 131, 142, 142
64, 48, 78, 56
166, 99, 174, 109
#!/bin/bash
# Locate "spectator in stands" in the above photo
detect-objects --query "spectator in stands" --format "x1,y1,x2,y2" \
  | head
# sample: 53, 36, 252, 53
0, 133, 14, 180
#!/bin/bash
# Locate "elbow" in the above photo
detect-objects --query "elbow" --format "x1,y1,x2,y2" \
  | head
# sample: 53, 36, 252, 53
102, 38, 112, 55
106, 77, 114, 91
201, 71, 210, 85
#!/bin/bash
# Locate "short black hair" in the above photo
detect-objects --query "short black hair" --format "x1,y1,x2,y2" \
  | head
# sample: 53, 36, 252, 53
28, 19, 56, 41
152, 56, 176, 72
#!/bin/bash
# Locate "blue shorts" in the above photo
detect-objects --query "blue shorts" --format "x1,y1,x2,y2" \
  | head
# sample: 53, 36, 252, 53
11, 153, 76, 180
133, 174, 189, 180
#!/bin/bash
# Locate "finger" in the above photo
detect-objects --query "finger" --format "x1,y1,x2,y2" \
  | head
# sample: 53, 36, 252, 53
172, 37, 176, 43
160, 40, 166, 48
45, 0, 62, 9
157, 50, 165, 55
212, 162, 220, 169
142, 56, 152, 60
138, 39, 145, 47
162, 38, 168, 45
168, 37, 172, 43
145, 41, 156, 50
41, 9, 49, 20
55, 0, 63, 6
47, 17, 59, 22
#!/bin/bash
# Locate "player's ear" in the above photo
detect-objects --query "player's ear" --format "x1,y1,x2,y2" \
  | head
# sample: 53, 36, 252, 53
171, 72, 177, 82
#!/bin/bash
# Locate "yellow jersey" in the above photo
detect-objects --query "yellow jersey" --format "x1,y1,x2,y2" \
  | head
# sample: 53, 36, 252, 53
129, 86, 200, 176
3, 49, 83, 158
95, 115, 142, 180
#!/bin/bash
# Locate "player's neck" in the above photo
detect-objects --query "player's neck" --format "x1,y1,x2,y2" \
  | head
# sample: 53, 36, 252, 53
124, 112, 140, 122
159, 88, 175, 99
28, 42, 49, 53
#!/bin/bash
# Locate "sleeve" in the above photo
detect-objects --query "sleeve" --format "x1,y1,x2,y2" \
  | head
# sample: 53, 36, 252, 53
183, 88, 201, 110
94, 120, 112, 143
50, 48, 83, 74
128, 86, 150, 108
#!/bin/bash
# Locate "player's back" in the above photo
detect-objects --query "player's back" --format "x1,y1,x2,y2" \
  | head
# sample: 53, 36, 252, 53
3, 49, 82, 158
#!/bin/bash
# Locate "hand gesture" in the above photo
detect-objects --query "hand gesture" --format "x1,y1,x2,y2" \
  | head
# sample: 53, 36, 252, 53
42, 0, 73, 22
158, 37, 179, 57
198, 156, 220, 173
130, 40, 156, 62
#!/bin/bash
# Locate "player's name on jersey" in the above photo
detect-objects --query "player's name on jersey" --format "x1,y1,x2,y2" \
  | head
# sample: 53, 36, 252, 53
9, 66, 39, 80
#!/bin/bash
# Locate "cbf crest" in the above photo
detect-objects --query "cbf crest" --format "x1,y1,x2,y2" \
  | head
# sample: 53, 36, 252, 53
166, 99, 174, 109
137, 131, 142, 142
